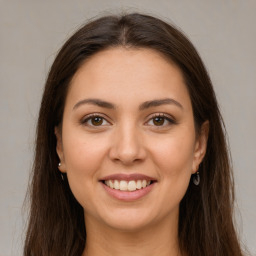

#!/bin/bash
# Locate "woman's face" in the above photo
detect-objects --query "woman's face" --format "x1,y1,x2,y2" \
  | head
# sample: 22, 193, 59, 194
56, 48, 208, 231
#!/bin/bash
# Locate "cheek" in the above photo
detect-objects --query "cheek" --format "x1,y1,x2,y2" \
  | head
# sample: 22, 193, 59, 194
63, 129, 109, 174
148, 130, 195, 199
147, 133, 195, 211
61, 130, 110, 201
151, 134, 195, 171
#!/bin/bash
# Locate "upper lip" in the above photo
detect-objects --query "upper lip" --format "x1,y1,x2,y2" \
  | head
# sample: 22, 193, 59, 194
100, 173, 157, 182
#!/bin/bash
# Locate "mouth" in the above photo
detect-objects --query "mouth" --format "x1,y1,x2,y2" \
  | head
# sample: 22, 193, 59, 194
103, 179, 154, 192
99, 173, 157, 201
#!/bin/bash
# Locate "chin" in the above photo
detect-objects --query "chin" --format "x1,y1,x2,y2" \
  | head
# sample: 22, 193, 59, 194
106, 218, 153, 233
95, 207, 157, 232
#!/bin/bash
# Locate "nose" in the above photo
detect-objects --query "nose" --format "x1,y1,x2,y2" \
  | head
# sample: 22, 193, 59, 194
108, 123, 147, 166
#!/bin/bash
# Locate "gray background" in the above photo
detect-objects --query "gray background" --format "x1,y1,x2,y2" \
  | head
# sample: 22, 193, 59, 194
0, 0, 255, 255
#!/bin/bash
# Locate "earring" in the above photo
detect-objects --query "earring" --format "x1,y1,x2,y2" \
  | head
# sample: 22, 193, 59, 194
58, 163, 64, 181
193, 171, 200, 186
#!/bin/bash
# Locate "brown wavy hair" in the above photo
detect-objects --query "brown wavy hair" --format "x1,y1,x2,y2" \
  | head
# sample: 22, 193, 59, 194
24, 13, 244, 256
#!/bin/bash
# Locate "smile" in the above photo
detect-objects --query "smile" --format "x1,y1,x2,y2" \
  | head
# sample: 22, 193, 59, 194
100, 173, 156, 201
104, 180, 152, 191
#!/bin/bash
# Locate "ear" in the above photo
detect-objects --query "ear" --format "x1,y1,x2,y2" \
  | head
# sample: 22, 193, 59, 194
55, 126, 67, 173
192, 121, 209, 174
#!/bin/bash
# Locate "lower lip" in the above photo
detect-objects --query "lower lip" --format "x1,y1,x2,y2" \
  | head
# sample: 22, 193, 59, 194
102, 182, 155, 201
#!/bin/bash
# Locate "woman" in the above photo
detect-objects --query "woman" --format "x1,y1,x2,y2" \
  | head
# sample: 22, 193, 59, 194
24, 13, 244, 256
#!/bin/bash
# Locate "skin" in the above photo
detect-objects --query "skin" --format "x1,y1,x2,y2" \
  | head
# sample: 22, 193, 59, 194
56, 47, 209, 256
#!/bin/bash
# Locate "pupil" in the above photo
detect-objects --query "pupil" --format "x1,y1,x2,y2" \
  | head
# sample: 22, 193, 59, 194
153, 117, 164, 126
92, 117, 103, 125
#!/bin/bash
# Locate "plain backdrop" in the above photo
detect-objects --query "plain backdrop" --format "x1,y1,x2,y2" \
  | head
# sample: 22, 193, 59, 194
0, 0, 255, 255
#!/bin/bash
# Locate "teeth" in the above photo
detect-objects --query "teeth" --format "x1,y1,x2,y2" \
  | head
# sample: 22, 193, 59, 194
128, 181, 137, 191
136, 180, 142, 189
104, 179, 152, 191
109, 180, 114, 189
119, 180, 128, 191
114, 180, 119, 189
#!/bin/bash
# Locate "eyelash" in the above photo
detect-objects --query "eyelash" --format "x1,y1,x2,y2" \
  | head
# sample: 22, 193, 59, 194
81, 113, 110, 127
81, 113, 176, 128
147, 113, 176, 127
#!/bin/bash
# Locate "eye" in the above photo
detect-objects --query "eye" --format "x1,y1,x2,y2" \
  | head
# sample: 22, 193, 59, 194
146, 113, 176, 127
81, 114, 110, 127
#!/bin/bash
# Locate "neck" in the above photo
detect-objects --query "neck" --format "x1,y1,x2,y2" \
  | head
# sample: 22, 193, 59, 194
82, 213, 182, 256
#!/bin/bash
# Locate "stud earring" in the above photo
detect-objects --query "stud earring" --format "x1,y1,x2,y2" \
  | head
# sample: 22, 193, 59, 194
193, 171, 200, 186
58, 163, 64, 181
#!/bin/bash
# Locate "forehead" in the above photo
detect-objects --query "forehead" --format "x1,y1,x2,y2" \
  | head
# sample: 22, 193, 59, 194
67, 47, 192, 110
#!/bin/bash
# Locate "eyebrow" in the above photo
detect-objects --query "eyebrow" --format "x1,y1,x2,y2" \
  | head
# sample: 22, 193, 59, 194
139, 98, 183, 110
73, 98, 183, 111
73, 98, 115, 110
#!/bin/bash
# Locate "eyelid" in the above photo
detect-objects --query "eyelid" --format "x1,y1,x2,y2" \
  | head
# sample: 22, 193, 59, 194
80, 113, 111, 127
145, 113, 177, 126
80, 112, 176, 128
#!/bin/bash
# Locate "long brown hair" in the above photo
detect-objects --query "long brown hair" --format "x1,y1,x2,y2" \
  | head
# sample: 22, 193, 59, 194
24, 13, 244, 256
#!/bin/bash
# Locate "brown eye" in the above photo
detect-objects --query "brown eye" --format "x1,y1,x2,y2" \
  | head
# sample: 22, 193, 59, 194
81, 114, 110, 127
153, 116, 165, 126
146, 114, 176, 127
91, 116, 103, 126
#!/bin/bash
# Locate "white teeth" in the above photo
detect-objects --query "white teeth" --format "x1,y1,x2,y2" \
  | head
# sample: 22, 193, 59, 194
119, 180, 128, 191
109, 180, 114, 189
136, 180, 142, 189
128, 181, 137, 191
104, 179, 152, 191
114, 180, 119, 190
